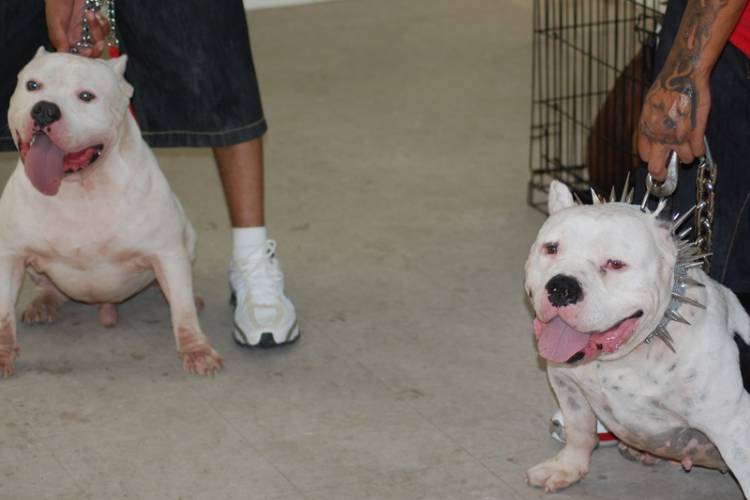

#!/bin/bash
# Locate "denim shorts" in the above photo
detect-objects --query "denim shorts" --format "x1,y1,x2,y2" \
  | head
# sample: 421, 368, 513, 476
0, 0, 267, 150
637, 0, 750, 293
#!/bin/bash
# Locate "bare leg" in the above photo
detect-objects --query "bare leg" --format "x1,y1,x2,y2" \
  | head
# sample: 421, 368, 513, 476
213, 138, 264, 228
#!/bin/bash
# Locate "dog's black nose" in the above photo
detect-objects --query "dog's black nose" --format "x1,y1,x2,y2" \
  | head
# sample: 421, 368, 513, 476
31, 101, 61, 127
545, 274, 583, 307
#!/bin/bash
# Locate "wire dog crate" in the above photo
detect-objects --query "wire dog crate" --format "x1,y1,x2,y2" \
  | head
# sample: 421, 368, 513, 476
528, 0, 665, 212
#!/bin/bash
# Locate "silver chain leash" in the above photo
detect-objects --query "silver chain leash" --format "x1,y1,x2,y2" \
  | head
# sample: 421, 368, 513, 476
70, 0, 119, 54
694, 140, 717, 273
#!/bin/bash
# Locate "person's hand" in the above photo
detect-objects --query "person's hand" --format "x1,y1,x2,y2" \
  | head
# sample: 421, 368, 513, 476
45, 0, 110, 57
637, 73, 711, 181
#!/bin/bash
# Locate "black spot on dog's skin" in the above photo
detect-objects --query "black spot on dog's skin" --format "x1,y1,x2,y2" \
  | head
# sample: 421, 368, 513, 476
553, 377, 569, 390
667, 362, 677, 373
567, 396, 581, 411
611, 385, 621, 392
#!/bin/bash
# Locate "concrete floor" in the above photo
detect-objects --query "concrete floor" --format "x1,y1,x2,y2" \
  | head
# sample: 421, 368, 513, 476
0, 0, 744, 499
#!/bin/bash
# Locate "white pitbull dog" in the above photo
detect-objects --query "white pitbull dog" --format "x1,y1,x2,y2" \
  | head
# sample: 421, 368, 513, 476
0, 49, 222, 376
524, 180, 750, 495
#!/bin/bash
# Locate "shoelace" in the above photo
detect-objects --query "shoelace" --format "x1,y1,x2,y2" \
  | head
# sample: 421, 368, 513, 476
233, 240, 283, 306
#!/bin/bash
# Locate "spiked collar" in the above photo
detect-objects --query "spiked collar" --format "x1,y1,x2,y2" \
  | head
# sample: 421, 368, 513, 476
641, 196, 708, 353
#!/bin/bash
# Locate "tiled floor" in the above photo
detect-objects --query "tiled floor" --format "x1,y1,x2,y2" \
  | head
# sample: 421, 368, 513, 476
0, 0, 744, 498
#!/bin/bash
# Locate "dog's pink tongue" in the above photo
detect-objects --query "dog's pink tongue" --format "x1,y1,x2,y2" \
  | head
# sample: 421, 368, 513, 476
537, 316, 591, 363
23, 134, 65, 196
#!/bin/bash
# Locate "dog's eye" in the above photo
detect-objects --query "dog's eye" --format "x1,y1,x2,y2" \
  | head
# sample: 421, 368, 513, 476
78, 91, 96, 102
606, 259, 626, 270
26, 80, 41, 91
543, 242, 559, 255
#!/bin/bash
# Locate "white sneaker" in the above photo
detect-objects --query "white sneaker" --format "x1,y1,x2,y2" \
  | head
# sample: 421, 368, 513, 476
549, 410, 618, 447
229, 240, 299, 348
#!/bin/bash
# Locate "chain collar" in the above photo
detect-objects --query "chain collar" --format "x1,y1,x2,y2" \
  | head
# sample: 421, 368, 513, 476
70, 0, 120, 54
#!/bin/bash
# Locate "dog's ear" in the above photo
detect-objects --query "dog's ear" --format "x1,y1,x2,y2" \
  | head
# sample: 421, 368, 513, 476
33, 46, 49, 60
108, 55, 128, 77
107, 56, 134, 99
548, 180, 575, 214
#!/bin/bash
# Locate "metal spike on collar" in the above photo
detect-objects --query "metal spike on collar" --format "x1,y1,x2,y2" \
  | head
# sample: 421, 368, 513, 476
671, 203, 702, 235
591, 188, 602, 204
678, 252, 712, 263
665, 309, 691, 325
609, 186, 617, 203
678, 227, 692, 240
642, 203, 709, 352
620, 172, 632, 202
640, 191, 651, 213
653, 198, 669, 218
624, 189, 634, 204
681, 277, 706, 288
671, 292, 706, 309
654, 326, 676, 353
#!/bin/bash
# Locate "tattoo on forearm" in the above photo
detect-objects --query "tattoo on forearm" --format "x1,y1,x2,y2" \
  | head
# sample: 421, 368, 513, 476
640, 0, 730, 145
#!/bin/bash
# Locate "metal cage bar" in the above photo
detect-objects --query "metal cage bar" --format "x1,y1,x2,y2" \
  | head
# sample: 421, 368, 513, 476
528, 0, 664, 212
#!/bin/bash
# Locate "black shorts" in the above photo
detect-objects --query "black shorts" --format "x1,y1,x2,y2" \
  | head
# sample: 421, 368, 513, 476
0, 0, 267, 150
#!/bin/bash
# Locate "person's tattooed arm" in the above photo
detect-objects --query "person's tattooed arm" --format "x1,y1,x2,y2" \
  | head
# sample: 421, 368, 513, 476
638, 0, 747, 180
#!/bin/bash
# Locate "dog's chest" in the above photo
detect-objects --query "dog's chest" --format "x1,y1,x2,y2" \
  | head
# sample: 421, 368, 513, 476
570, 357, 725, 469
25, 238, 153, 303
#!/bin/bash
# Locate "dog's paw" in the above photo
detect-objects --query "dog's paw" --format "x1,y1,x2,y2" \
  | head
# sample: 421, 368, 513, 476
179, 344, 223, 376
0, 346, 19, 378
21, 293, 61, 325
526, 458, 588, 493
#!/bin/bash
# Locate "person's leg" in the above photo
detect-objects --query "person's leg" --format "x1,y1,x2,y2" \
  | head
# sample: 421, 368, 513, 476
213, 138, 264, 227
215, 137, 299, 349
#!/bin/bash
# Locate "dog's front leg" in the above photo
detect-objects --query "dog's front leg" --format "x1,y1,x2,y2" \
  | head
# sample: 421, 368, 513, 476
151, 250, 222, 375
526, 370, 598, 492
0, 256, 25, 377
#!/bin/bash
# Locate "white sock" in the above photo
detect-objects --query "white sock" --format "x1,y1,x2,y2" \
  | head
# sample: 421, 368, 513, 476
232, 226, 267, 261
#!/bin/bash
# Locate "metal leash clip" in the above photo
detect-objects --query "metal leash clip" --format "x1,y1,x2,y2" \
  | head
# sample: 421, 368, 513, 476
640, 139, 716, 273
645, 150, 679, 198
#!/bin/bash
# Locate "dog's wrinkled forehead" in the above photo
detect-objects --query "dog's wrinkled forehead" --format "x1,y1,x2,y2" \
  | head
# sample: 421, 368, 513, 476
16, 49, 133, 102
537, 203, 671, 265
